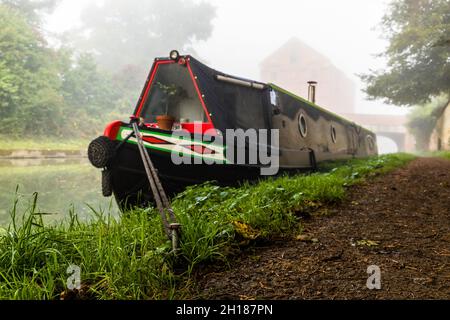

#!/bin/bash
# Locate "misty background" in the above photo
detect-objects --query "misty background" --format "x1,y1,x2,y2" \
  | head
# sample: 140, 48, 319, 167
47, 0, 402, 114
2, 0, 448, 154
48, 0, 406, 154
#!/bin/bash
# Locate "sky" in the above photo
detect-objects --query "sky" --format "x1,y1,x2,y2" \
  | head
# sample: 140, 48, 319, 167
46, 0, 408, 117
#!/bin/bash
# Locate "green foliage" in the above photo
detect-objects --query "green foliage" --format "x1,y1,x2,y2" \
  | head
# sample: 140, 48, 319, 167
419, 150, 450, 159
406, 95, 448, 150
0, 1, 217, 140
0, 198, 173, 299
435, 151, 450, 160
59, 53, 124, 138
0, 5, 63, 136
0, 4, 126, 139
361, 0, 450, 106
0, 153, 415, 299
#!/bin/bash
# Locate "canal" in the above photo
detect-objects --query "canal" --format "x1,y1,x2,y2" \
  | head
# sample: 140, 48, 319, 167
0, 158, 119, 226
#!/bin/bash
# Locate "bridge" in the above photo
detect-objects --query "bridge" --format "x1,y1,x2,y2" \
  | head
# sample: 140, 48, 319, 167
342, 113, 415, 153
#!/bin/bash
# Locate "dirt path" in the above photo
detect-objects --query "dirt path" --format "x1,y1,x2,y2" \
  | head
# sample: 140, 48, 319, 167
195, 157, 450, 300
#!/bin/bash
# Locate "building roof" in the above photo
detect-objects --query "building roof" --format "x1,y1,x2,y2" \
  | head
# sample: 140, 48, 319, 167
259, 37, 352, 83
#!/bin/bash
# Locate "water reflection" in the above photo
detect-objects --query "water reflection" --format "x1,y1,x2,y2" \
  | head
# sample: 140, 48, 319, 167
0, 158, 119, 226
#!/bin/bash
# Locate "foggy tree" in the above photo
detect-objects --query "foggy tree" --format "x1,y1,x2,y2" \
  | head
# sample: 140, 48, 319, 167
0, 0, 216, 139
0, 0, 60, 24
59, 53, 127, 137
61, 0, 217, 122
0, 4, 64, 136
69, 0, 216, 75
361, 0, 450, 106
406, 95, 448, 150
0, 3, 124, 138
61, 53, 119, 115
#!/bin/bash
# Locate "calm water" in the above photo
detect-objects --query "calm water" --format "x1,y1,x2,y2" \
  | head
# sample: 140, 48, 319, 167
0, 158, 119, 226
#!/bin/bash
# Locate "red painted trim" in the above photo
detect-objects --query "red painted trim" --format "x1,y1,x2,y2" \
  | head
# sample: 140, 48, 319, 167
135, 58, 215, 135
181, 122, 215, 134
186, 60, 214, 125
104, 120, 123, 140
135, 60, 175, 117
142, 136, 172, 145
183, 145, 217, 155
143, 122, 214, 135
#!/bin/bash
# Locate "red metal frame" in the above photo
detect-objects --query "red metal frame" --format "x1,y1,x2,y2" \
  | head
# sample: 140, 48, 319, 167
134, 58, 215, 135
135, 60, 174, 116
104, 120, 123, 140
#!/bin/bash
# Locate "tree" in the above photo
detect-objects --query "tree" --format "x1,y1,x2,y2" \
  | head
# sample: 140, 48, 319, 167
61, 53, 118, 115
0, 4, 64, 136
406, 95, 448, 150
59, 53, 124, 138
0, 4, 121, 139
0, 0, 217, 140
63, 0, 217, 131
0, 0, 60, 25
361, 0, 450, 106
69, 0, 216, 75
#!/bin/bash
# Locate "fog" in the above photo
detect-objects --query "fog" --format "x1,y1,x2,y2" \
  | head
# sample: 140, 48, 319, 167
46, 0, 407, 116
0, 0, 445, 226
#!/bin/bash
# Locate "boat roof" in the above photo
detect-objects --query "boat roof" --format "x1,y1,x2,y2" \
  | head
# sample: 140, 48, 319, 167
150, 54, 367, 131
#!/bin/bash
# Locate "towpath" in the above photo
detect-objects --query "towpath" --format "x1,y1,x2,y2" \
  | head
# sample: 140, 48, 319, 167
195, 157, 450, 299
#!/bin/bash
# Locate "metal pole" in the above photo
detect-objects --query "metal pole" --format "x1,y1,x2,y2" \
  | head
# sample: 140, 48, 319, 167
307, 81, 317, 104
131, 122, 180, 241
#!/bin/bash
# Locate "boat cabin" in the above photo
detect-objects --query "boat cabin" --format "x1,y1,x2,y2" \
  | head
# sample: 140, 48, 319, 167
133, 52, 271, 135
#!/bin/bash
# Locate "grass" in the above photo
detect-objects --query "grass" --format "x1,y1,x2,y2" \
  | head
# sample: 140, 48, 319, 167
0, 137, 89, 152
427, 151, 450, 160
0, 153, 416, 300
414, 150, 450, 160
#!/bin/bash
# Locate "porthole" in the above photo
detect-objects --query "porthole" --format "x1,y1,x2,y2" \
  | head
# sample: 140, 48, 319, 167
367, 135, 375, 151
331, 125, 337, 143
298, 113, 308, 138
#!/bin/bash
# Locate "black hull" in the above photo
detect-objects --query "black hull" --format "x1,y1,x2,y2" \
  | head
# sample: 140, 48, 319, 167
109, 143, 268, 210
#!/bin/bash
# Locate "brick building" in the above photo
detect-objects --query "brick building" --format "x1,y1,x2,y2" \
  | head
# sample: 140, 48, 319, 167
259, 37, 355, 116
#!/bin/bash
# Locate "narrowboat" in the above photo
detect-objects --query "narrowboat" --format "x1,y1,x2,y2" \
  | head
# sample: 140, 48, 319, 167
88, 50, 378, 210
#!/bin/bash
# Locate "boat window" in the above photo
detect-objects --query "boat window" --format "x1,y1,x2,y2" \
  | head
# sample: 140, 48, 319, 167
140, 63, 207, 123
299, 113, 308, 138
331, 125, 337, 143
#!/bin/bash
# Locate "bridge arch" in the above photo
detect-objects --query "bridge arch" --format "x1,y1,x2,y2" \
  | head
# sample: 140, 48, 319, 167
376, 132, 406, 153
376, 135, 401, 154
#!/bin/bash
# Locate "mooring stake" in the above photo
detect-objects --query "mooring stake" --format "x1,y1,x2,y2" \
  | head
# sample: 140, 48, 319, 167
170, 223, 182, 253
131, 118, 181, 251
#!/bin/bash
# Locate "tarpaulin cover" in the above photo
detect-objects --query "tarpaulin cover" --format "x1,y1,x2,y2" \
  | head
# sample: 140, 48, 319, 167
188, 57, 271, 132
